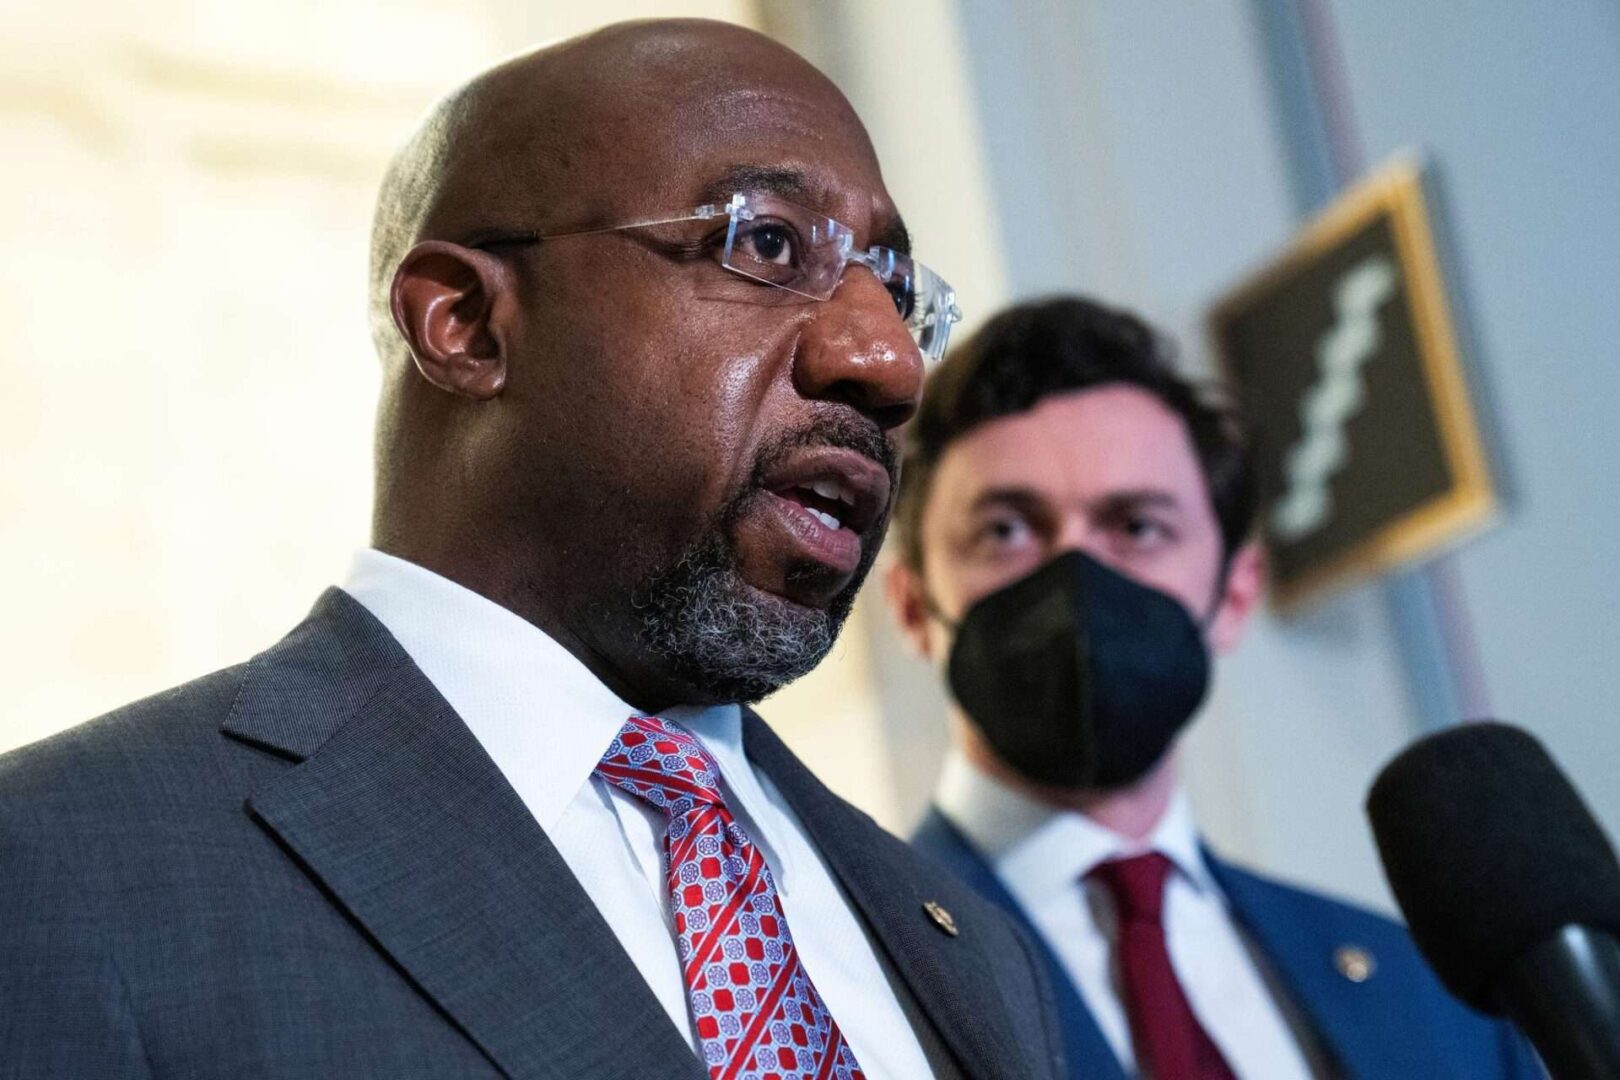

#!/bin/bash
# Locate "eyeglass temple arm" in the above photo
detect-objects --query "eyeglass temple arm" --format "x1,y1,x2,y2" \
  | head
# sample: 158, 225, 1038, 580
538, 195, 748, 241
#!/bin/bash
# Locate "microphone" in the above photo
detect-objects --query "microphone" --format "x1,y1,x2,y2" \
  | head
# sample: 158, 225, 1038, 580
1366, 721, 1620, 1079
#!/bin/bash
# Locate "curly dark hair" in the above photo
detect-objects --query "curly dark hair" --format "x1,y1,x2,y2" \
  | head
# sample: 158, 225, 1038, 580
893, 295, 1256, 572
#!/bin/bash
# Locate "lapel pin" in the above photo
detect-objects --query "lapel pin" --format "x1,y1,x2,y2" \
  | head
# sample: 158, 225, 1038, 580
1334, 944, 1376, 983
923, 900, 958, 937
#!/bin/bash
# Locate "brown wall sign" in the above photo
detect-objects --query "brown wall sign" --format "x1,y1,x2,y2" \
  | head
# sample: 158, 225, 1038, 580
1208, 156, 1496, 611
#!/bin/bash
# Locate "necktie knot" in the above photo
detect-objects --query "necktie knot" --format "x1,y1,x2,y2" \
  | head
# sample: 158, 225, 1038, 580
1092, 850, 1173, 925
597, 715, 725, 814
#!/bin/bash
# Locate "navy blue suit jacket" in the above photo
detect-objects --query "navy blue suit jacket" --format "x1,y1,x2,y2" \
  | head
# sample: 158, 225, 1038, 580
914, 809, 1541, 1079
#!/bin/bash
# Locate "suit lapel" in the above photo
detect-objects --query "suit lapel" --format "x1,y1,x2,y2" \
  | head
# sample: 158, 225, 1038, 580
742, 714, 1034, 1080
914, 811, 1126, 1080
1207, 850, 1407, 1078
224, 590, 704, 1080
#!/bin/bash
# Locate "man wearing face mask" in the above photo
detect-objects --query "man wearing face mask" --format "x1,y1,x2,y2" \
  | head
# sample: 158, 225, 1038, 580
886, 296, 1540, 1079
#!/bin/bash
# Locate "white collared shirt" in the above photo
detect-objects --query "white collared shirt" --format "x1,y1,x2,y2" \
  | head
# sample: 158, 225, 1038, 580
936, 749, 1322, 1080
341, 549, 933, 1079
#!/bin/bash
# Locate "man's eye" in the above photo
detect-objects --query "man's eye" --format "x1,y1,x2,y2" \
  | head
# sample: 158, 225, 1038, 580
976, 516, 1034, 551
740, 222, 797, 267
887, 280, 915, 320
1117, 515, 1173, 547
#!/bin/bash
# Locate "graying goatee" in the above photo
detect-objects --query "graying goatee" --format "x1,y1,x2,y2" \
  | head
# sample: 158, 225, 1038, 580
630, 528, 850, 704
631, 414, 892, 704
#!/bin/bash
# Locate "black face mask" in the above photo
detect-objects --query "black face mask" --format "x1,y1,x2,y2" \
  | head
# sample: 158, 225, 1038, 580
945, 550, 1212, 790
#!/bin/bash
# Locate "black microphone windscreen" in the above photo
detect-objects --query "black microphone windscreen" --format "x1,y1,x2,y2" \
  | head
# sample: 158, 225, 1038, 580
1366, 721, 1620, 1013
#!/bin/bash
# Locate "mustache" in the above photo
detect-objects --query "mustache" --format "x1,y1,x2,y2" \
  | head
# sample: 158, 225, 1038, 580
748, 412, 898, 495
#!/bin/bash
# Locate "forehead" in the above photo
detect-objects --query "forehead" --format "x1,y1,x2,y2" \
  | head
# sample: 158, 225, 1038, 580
927, 385, 1210, 515
544, 56, 897, 237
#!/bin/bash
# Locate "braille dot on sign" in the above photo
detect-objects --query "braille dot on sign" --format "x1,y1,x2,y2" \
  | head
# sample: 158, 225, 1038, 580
1335, 944, 1376, 983
923, 900, 958, 937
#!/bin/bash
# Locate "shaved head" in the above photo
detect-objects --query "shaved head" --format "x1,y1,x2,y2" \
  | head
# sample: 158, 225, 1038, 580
365, 18, 925, 710
368, 20, 872, 368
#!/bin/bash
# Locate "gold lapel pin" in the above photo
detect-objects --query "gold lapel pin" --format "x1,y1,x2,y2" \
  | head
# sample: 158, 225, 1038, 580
923, 900, 958, 937
1334, 944, 1376, 983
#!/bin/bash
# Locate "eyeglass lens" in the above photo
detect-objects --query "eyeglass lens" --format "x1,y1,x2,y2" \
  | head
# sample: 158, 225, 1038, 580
719, 195, 958, 360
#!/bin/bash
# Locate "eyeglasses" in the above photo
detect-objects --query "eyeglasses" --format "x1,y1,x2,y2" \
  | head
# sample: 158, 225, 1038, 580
473, 192, 963, 363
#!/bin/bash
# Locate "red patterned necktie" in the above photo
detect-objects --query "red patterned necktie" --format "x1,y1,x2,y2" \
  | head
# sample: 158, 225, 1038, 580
596, 715, 866, 1080
1091, 852, 1237, 1080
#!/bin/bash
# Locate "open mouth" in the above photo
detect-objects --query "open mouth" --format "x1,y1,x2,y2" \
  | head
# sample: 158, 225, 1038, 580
755, 446, 891, 579
762, 447, 887, 536
776, 477, 862, 532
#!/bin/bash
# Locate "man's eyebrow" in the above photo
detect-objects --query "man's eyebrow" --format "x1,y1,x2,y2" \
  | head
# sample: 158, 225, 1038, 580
1100, 489, 1180, 504
1094, 489, 1184, 513
697, 165, 819, 207
698, 164, 912, 255
965, 486, 1183, 515
872, 216, 911, 257
966, 486, 1048, 515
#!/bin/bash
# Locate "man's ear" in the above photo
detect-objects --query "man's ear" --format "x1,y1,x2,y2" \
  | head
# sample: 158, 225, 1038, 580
884, 558, 937, 661
1208, 540, 1265, 654
390, 240, 515, 400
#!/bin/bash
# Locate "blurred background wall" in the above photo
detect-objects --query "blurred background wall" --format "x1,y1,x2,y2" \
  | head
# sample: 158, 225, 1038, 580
5, 0, 1618, 913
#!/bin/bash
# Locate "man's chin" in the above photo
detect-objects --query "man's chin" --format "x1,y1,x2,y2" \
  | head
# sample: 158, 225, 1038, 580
738, 562, 855, 614
728, 508, 866, 612
630, 553, 847, 706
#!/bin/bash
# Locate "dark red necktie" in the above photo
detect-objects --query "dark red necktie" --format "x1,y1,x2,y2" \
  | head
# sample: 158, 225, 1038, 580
1091, 852, 1236, 1080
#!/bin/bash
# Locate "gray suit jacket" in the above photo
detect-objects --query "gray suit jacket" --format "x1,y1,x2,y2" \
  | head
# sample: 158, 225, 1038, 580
0, 589, 1063, 1079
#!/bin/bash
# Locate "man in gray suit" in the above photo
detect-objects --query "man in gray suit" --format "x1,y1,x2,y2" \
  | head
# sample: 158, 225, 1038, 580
0, 20, 1061, 1079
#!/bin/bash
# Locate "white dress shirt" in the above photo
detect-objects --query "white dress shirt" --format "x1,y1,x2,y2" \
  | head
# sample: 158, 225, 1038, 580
341, 549, 933, 1079
936, 748, 1322, 1080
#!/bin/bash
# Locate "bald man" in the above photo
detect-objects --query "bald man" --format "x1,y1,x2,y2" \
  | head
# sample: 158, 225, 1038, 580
0, 21, 1061, 1080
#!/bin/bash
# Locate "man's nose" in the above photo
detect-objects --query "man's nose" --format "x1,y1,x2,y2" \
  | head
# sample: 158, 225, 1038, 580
1053, 527, 1114, 571
792, 269, 924, 430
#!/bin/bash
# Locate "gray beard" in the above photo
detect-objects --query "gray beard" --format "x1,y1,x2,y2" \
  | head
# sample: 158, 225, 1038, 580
630, 413, 891, 705
629, 503, 868, 705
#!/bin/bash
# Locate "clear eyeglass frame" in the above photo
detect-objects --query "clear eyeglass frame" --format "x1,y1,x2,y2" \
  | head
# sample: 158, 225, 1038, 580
485, 192, 963, 363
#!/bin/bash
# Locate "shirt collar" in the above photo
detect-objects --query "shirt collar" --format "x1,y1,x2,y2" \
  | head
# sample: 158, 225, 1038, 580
934, 746, 1215, 901
339, 548, 744, 835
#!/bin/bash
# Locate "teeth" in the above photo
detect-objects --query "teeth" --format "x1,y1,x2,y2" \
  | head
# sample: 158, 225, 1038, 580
809, 479, 854, 507
807, 507, 842, 530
